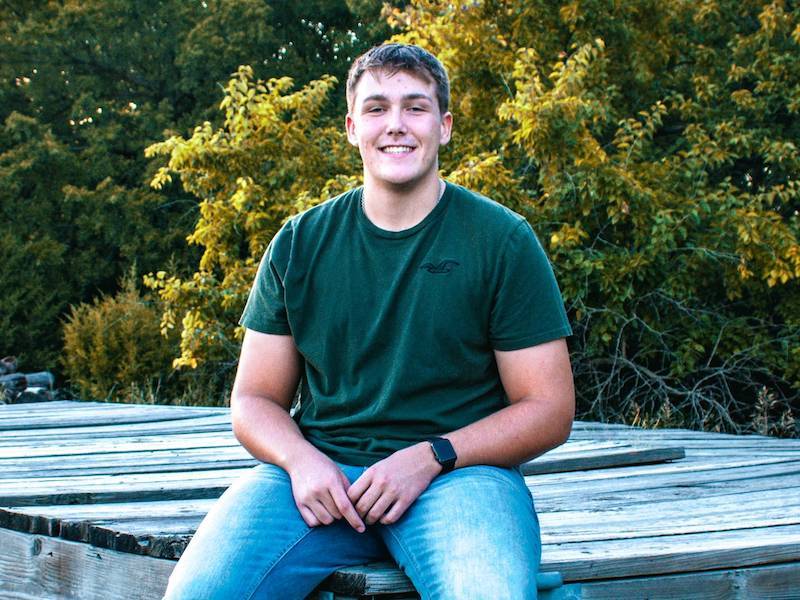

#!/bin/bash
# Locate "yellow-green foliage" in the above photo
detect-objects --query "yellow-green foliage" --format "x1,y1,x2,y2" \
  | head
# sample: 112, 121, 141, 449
145, 67, 359, 368
62, 271, 178, 401
146, 0, 800, 435
388, 0, 800, 434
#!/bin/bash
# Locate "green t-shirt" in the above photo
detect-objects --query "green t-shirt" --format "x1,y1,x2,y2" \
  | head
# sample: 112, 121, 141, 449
240, 182, 571, 466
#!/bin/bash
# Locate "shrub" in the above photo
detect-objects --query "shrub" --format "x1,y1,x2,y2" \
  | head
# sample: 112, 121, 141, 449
62, 269, 178, 401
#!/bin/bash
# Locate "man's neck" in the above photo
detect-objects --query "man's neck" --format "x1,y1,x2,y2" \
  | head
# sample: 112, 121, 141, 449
361, 174, 444, 232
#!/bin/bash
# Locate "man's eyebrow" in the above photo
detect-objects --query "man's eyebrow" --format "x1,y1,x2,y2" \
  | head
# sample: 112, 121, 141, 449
362, 94, 388, 104
402, 93, 434, 102
361, 93, 434, 104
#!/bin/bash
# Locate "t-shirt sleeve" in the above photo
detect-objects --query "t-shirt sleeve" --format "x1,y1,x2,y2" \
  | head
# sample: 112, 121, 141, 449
489, 220, 572, 351
239, 222, 293, 335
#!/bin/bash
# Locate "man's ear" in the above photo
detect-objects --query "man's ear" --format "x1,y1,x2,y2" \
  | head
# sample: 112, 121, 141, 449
439, 112, 453, 146
345, 114, 358, 146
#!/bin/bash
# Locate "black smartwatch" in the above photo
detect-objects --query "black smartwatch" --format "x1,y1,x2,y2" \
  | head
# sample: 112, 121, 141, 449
428, 437, 457, 473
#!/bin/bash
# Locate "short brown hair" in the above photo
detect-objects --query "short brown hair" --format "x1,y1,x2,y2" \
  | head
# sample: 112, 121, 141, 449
346, 43, 450, 115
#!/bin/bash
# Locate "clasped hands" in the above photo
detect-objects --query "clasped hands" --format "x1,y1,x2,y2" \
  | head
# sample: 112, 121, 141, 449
287, 442, 442, 532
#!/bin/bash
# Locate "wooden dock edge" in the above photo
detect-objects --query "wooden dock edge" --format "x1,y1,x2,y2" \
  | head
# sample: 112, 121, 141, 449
2, 526, 798, 600
0, 528, 173, 600
577, 560, 800, 599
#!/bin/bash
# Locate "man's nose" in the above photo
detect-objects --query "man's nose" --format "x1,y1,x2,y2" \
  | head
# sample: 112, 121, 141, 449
385, 108, 407, 134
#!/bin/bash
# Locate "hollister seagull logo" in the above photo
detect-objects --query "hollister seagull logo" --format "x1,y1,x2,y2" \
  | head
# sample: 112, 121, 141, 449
420, 259, 460, 274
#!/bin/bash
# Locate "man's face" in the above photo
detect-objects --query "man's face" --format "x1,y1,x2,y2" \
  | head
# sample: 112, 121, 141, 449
346, 69, 452, 191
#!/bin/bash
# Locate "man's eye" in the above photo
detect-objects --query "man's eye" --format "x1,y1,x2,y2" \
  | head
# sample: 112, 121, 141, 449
367, 106, 384, 113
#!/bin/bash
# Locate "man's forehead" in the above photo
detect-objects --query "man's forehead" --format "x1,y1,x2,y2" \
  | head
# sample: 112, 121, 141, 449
351, 68, 435, 104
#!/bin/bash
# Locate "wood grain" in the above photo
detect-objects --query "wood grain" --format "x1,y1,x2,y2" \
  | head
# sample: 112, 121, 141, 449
1, 401, 798, 599
0, 528, 174, 600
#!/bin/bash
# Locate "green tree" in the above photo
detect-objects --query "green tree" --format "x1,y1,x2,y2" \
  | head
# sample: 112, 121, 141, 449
0, 0, 388, 369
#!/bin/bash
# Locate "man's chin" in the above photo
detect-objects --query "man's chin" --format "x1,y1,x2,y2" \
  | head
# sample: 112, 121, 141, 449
376, 176, 426, 191
370, 168, 440, 190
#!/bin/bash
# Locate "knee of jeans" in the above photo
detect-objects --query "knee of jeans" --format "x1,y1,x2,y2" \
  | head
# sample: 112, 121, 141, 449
406, 526, 539, 600
161, 564, 206, 600
425, 560, 538, 600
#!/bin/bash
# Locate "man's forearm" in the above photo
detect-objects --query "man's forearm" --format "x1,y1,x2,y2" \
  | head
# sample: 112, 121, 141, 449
231, 394, 320, 471
445, 396, 573, 470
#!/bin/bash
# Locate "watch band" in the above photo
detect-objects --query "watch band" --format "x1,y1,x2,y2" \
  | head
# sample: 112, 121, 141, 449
428, 437, 457, 473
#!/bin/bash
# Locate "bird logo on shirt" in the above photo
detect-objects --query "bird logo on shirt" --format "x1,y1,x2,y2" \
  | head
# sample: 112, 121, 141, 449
420, 260, 460, 274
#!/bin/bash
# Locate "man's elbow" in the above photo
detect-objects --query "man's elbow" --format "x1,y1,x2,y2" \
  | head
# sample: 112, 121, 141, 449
552, 389, 576, 448
229, 391, 251, 443
556, 412, 574, 447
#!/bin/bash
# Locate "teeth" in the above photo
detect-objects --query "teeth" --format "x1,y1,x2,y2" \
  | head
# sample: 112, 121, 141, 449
382, 146, 413, 154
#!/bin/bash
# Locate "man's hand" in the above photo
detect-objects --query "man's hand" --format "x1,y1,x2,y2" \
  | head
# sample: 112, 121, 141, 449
347, 442, 442, 526
285, 447, 366, 533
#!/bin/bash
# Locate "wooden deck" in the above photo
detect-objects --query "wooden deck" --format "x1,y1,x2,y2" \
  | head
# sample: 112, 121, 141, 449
0, 400, 798, 599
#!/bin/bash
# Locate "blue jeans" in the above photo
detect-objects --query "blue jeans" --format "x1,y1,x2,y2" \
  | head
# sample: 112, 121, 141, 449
163, 462, 541, 599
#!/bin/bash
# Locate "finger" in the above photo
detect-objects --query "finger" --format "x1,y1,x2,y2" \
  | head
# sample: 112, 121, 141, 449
354, 484, 383, 519
332, 474, 366, 532
319, 491, 343, 521
365, 494, 394, 525
310, 500, 336, 525
347, 471, 382, 517
347, 471, 371, 505
379, 499, 410, 525
297, 504, 321, 528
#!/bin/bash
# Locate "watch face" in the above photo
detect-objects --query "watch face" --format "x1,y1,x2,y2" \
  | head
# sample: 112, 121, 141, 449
431, 437, 457, 466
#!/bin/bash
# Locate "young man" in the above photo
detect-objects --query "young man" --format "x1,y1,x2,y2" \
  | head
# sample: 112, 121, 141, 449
164, 44, 574, 600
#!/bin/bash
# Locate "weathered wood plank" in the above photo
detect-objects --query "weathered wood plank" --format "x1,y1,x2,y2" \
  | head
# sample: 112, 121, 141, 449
59, 517, 202, 558
4, 483, 798, 559
3, 455, 796, 512
578, 560, 800, 599
0, 404, 226, 431
535, 470, 800, 512
0, 430, 239, 459
0, 500, 214, 557
568, 426, 800, 448
571, 421, 636, 430
739, 559, 800, 599
320, 564, 573, 597
0, 468, 244, 506
538, 488, 800, 543
323, 559, 800, 598
0, 431, 681, 481
0, 447, 257, 479
0, 400, 221, 415
527, 466, 800, 517
8, 464, 798, 537
527, 456, 800, 490
543, 524, 800, 580
0, 414, 233, 443
0, 528, 174, 600
523, 445, 684, 474
1, 498, 217, 525
0, 400, 107, 413
0, 447, 683, 485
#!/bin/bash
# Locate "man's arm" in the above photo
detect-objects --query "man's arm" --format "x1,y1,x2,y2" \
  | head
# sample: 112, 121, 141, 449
231, 329, 365, 532
347, 338, 574, 525
448, 337, 574, 468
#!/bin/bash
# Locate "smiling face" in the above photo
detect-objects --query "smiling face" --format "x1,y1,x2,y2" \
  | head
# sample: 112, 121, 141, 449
346, 69, 452, 194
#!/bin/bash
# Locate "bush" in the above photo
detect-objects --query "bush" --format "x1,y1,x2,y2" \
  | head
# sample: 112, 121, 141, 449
62, 269, 178, 401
